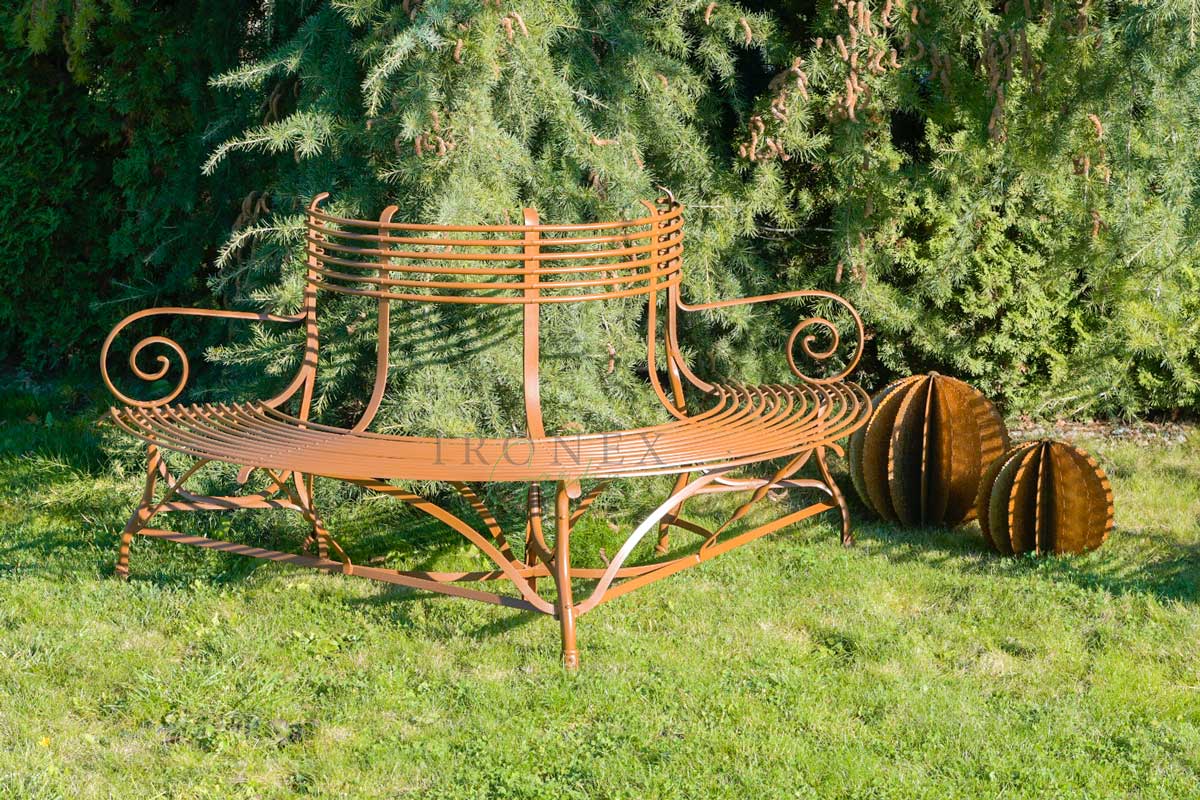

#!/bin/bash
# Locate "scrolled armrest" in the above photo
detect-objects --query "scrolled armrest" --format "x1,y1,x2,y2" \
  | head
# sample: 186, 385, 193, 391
677, 290, 865, 384
100, 306, 306, 408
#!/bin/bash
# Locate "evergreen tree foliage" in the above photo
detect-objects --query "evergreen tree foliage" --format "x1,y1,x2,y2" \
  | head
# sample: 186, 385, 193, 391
5, 0, 1199, 421
204, 0, 1200, 422
201, 0, 817, 438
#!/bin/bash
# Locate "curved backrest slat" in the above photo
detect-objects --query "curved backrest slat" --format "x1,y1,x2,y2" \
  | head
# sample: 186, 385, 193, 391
305, 197, 683, 304
309, 224, 681, 265
309, 203, 681, 233
304, 216, 683, 250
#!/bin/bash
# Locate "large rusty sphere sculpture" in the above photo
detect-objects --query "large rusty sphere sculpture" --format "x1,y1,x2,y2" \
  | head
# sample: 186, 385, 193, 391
848, 373, 1009, 526
976, 440, 1114, 555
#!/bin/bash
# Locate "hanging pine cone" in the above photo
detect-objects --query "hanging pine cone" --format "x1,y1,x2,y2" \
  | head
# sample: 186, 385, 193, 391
976, 440, 1114, 555
848, 373, 1009, 526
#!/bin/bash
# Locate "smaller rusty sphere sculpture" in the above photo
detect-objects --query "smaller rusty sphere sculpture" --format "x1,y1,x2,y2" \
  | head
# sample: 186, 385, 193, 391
848, 372, 1009, 526
976, 440, 1114, 555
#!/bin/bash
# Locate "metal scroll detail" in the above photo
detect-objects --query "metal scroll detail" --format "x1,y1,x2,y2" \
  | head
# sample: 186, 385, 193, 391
123, 335, 190, 407
781, 291, 865, 385
675, 289, 866, 386
100, 307, 308, 409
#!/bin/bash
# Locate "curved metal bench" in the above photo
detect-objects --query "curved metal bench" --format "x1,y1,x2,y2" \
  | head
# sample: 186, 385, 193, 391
102, 195, 871, 668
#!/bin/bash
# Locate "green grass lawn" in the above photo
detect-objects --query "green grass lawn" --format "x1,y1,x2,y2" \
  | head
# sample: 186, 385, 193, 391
1, 383, 1198, 799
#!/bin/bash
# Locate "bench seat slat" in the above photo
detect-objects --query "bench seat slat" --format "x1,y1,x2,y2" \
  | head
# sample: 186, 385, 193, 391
111, 381, 869, 483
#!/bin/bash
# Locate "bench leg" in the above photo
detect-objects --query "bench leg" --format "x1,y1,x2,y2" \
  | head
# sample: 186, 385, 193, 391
294, 474, 362, 575
554, 482, 579, 670
294, 474, 329, 560
655, 472, 690, 555
116, 445, 162, 579
309, 511, 331, 561
116, 512, 147, 580
525, 483, 543, 594
816, 446, 853, 547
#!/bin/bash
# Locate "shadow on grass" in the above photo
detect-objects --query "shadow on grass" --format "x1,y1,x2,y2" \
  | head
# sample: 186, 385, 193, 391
345, 583, 542, 639
840, 487, 1200, 605
803, 441, 1200, 605
4, 382, 1198, 620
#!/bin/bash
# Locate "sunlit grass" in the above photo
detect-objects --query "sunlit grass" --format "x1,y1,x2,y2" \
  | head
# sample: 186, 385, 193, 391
1, 384, 1198, 798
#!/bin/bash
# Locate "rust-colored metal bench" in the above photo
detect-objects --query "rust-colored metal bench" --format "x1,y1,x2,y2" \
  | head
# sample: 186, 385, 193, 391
102, 194, 870, 668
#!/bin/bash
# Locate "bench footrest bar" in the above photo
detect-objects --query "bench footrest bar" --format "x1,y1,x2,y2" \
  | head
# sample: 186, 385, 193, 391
134, 528, 545, 612
154, 498, 302, 512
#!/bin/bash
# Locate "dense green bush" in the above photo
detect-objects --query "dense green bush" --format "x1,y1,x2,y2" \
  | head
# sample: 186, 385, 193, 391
0, 2, 249, 369
4, 0, 1199, 419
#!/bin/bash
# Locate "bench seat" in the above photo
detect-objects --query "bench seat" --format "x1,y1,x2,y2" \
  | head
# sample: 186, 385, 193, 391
112, 381, 869, 482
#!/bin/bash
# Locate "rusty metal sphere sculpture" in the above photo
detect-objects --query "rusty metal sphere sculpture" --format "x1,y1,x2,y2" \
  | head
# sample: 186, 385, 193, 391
848, 373, 1009, 526
976, 440, 1114, 555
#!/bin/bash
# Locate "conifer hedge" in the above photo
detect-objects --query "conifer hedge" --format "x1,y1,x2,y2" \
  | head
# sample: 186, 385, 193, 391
0, 2, 258, 370
4, 1, 1198, 421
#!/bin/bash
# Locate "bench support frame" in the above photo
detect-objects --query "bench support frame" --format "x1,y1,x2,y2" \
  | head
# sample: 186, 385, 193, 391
116, 443, 851, 668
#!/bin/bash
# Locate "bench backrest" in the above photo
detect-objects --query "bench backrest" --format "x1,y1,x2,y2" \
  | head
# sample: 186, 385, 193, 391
304, 194, 685, 436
